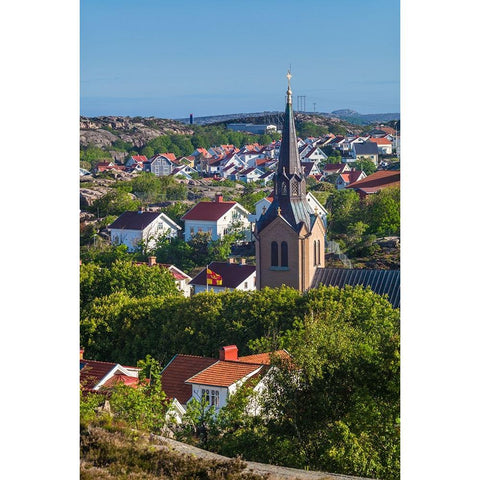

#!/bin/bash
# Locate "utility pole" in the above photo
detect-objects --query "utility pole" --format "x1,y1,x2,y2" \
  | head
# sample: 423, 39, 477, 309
313, 102, 316, 113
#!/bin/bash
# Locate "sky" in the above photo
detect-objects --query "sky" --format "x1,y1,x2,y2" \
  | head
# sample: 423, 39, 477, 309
80, 0, 400, 118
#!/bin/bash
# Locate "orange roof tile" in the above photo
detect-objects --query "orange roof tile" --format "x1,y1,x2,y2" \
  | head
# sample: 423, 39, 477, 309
186, 360, 264, 387
368, 137, 392, 145
238, 350, 290, 365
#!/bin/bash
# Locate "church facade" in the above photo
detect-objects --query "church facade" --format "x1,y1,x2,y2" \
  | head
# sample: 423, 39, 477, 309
254, 73, 326, 292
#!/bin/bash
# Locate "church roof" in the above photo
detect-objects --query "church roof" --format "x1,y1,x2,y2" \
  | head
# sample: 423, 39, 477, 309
310, 268, 400, 308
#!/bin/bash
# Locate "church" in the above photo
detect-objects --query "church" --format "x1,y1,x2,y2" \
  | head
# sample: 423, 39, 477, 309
254, 73, 399, 308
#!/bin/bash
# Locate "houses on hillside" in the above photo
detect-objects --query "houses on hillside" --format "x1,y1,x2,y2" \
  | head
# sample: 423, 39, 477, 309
346, 170, 400, 198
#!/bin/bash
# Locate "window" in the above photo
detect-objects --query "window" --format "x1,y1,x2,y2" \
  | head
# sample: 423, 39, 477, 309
202, 388, 220, 407
190, 227, 194, 235
201, 388, 210, 404
317, 240, 321, 265
244, 281, 248, 289
271, 241, 278, 267
313, 240, 317, 265
281, 242, 288, 267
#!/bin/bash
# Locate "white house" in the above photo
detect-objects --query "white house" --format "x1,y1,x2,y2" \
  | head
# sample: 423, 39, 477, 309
160, 345, 290, 419
108, 210, 181, 252
237, 167, 263, 183
336, 170, 367, 190
181, 194, 251, 242
188, 260, 256, 295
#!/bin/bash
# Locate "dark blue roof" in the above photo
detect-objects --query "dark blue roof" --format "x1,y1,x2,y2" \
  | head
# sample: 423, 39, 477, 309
310, 268, 400, 308
354, 142, 379, 155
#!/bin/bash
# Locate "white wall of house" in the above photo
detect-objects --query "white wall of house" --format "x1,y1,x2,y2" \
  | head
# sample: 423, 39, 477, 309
110, 215, 179, 252
183, 206, 250, 242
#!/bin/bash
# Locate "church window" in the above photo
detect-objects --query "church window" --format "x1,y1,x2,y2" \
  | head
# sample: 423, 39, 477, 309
292, 181, 299, 195
281, 241, 288, 267
313, 240, 317, 265
317, 240, 321, 265
271, 241, 278, 267
281, 182, 287, 195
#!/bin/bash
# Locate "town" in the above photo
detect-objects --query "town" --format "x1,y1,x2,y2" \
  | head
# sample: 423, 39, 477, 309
80, 78, 400, 480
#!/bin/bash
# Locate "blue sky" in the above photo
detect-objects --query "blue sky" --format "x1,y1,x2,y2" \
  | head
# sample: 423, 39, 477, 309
81, 0, 399, 118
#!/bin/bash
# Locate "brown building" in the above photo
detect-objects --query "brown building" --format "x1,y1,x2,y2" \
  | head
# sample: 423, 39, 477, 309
254, 73, 326, 292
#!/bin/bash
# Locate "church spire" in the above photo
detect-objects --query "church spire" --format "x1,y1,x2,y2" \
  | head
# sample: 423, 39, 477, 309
275, 70, 305, 196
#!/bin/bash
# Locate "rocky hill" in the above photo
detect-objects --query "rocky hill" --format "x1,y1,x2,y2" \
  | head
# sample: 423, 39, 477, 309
80, 116, 194, 149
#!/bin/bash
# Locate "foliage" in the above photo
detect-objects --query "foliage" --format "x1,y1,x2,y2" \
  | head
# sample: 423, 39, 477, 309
80, 425, 268, 480
80, 145, 112, 170
350, 159, 376, 176
257, 286, 400, 479
80, 244, 133, 267
296, 121, 328, 138
365, 187, 400, 236
80, 259, 180, 310
89, 190, 141, 217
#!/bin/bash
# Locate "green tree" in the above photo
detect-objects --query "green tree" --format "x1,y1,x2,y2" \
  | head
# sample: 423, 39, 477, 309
260, 285, 400, 479
90, 190, 141, 217
351, 159, 376, 176
366, 187, 400, 236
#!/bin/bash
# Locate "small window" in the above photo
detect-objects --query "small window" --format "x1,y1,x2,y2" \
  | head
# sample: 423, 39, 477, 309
244, 281, 248, 289
313, 240, 317, 265
281, 242, 288, 267
271, 241, 278, 267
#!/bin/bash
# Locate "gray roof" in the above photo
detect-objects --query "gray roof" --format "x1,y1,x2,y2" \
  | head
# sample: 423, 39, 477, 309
354, 142, 379, 155
108, 211, 162, 230
310, 268, 400, 308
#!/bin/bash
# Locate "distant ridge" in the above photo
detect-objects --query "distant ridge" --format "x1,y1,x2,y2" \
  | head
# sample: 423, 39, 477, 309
177, 110, 400, 126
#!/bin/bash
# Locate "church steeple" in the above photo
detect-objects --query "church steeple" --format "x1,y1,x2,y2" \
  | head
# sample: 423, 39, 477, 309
257, 71, 311, 234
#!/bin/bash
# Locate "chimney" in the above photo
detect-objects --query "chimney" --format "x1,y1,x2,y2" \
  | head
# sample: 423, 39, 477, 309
148, 256, 157, 266
240, 258, 246, 265
80, 348, 84, 360
219, 345, 238, 361
228, 257, 236, 264
215, 193, 223, 203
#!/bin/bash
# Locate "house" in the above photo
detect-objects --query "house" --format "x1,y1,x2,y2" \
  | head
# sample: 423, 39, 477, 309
143, 154, 177, 176
301, 146, 328, 163
80, 349, 141, 393
160, 345, 290, 416
181, 194, 251, 242
108, 210, 181, 251
368, 137, 393, 155
346, 170, 400, 199
237, 167, 263, 183
301, 161, 322, 177
352, 142, 379, 165
134, 256, 192, 297
93, 161, 115, 174
170, 165, 197, 180
125, 155, 148, 168
189, 260, 256, 295
322, 162, 351, 177
336, 170, 367, 190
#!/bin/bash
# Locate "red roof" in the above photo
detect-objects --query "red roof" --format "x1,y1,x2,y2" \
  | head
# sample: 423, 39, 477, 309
131, 155, 148, 163
181, 200, 237, 221
186, 360, 264, 388
347, 170, 400, 193
161, 354, 217, 404
80, 359, 117, 390
102, 373, 141, 388
238, 350, 290, 365
368, 137, 392, 145
340, 170, 364, 184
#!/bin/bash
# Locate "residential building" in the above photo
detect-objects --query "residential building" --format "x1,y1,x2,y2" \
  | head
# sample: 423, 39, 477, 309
108, 210, 181, 251
368, 137, 393, 155
189, 260, 256, 295
181, 194, 250, 242
80, 349, 141, 393
352, 142, 379, 166
346, 170, 400, 199
160, 345, 290, 416
336, 170, 367, 190
144, 154, 177, 176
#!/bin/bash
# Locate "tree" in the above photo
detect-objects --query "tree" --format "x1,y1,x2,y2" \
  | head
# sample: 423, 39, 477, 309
351, 159, 376, 176
260, 285, 400, 479
365, 187, 400, 236
80, 259, 180, 310
90, 190, 141, 217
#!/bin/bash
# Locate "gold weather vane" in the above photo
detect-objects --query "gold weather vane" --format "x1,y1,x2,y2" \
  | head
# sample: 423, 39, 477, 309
286, 69, 292, 103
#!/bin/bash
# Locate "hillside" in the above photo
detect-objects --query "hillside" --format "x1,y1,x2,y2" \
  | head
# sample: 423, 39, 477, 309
80, 116, 194, 149
177, 110, 400, 126
81, 425, 372, 480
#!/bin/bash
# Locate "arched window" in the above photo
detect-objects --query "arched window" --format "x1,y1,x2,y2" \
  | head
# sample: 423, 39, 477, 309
313, 240, 317, 265
271, 241, 278, 267
317, 239, 321, 265
281, 241, 288, 267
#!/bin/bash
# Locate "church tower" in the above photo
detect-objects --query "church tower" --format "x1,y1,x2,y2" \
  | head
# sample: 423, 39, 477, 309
254, 72, 325, 291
